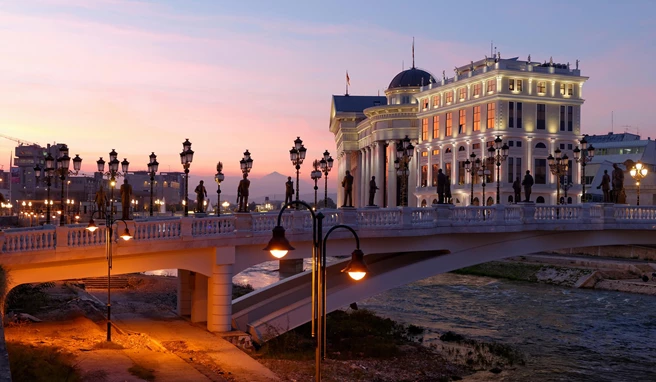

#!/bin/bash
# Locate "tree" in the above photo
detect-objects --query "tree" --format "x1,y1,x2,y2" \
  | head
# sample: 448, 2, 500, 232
317, 197, 337, 209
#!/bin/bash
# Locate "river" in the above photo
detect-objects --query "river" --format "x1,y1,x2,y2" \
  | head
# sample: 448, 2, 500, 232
234, 260, 656, 381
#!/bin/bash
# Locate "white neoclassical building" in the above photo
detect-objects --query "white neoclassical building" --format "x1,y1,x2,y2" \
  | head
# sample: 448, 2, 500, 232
330, 55, 589, 207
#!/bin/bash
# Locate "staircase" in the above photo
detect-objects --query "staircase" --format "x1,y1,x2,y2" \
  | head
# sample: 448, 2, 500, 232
81, 276, 129, 289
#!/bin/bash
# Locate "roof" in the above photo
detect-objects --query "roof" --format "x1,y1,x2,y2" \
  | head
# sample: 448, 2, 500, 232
332, 95, 386, 113
388, 67, 435, 89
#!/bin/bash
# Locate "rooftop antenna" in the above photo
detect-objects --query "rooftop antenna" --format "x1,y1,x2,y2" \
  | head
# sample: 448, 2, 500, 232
412, 37, 415, 68
490, 41, 493, 57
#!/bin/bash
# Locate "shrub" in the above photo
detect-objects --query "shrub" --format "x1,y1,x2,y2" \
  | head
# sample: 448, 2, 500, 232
5, 282, 55, 315
7, 342, 82, 382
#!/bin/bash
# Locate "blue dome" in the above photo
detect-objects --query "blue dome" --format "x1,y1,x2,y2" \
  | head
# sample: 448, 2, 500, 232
388, 67, 435, 89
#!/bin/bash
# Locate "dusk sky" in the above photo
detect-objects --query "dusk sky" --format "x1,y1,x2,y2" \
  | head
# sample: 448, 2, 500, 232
1, 0, 654, 186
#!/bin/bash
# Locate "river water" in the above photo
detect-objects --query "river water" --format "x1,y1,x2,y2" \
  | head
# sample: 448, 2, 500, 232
235, 260, 656, 382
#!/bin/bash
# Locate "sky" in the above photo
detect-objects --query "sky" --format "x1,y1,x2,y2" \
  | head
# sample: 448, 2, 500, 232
0, 0, 655, 188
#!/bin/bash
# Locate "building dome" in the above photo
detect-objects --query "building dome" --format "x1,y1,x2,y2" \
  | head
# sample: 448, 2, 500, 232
387, 67, 435, 89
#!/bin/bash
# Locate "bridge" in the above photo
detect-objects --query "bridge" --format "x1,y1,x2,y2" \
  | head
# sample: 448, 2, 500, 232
1, 204, 655, 340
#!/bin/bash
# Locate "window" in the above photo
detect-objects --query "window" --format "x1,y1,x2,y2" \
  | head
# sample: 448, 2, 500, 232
507, 157, 522, 183
458, 87, 466, 101
432, 149, 440, 155
487, 79, 496, 93
421, 165, 428, 187
446, 113, 453, 136
445, 147, 452, 153
433, 115, 440, 139
422, 118, 429, 141
421, 151, 428, 157
516, 141, 522, 147
534, 158, 547, 184
431, 164, 439, 186
432, 95, 440, 107
537, 81, 546, 94
508, 141, 514, 147
535, 142, 547, 149
487, 102, 495, 129
458, 161, 466, 185
473, 106, 481, 131
567, 106, 573, 131
560, 83, 574, 96
560, 143, 565, 149
508, 102, 514, 128
509, 79, 523, 92
445, 91, 453, 104
567, 144, 572, 150
516, 102, 523, 128
458, 146, 466, 152
560, 106, 566, 131
445, 162, 452, 180
458, 109, 466, 134
473, 143, 481, 150
472, 83, 481, 97
537, 104, 546, 130
422, 99, 429, 109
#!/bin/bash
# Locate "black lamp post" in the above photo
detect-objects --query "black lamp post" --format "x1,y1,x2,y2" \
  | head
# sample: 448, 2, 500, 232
394, 135, 414, 207
560, 175, 573, 204
264, 200, 368, 382
215, 162, 225, 216
548, 148, 569, 205
179, 139, 194, 216
311, 160, 322, 209
319, 150, 334, 208
464, 152, 480, 205
488, 136, 509, 205
96, 149, 130, 218
86, 213, 133, 342
477, 158, 490, 206
34, 152, 56, 224
573, 138, 595, 203
629, 161, 649, 206
289, 137, 307, 205
147, 152, 159, 217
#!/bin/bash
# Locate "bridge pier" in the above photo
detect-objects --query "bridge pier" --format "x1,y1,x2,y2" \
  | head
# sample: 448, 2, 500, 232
207, 263, 233, 332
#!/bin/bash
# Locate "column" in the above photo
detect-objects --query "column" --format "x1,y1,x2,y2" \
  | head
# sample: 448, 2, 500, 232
177, 269, 192, 316
427, 146, 433, 188
336, 152, 344, 208
374, 142, 385, 206
408, 146, 418, 206
358, 149, 365, 207
191, 272, 208, 323
526, 137, 533, 172
387, 141, 397, 207
207, 263, 234, 332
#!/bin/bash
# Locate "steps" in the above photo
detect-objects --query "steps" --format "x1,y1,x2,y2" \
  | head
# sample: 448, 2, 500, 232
81, 276, 129, 289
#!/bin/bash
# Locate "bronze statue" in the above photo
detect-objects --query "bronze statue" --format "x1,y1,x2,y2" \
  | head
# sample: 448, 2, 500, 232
194, 180, 207, 213
512, 177, 521, 204
522, 170, 534, 202
285, 176, 294, 205
436, 169, 447, 204
120, 178, 132, 220
94, 185, 107, 218
237, 174, 250, 212
368, 176, 379, 206
598, 170, 611, 203
612, 163, 625, 203
342, 170, 354, 207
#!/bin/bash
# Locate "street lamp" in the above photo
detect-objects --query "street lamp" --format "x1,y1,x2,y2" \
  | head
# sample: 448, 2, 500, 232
264, 200, 368, 382
464, 152, 480, 205
52, 144, 82, 226
147, 152, 159, 217
573, 138, 595, 203
131, 199, 139, 218
238, 150, 253, 212
630, 161, 649, 205
560, 175, 573, 204
179, 139, 194, 217
96, 149, 130, 218
66, 199, 75, 223
86, 213, 132, 342
215, 162, 225, 216
289, 137, 307, 205
34, 152, 56, 224
488, 136, 509, 205
311, 160, 322, 209
319, 150, 334, 208
547, 148, 569, 205
394, 135, 414, 207
477, 158, 491, 206
222, 200, 230, 214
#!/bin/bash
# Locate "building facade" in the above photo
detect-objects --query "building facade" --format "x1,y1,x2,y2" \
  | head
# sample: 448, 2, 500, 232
330, 56, 589, 207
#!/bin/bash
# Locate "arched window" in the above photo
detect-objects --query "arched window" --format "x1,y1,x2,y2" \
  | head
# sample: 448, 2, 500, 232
472, 197, 480, 206
458, 146, 466, 152
432, 199, 438, 205
508, 195, 514, 203
445, 147, 452, 153
421, 199, 427, 207
487, 197, 494, 206
535, 142, 547, 149
567, 197, 572, 204
536, 196, 545, 203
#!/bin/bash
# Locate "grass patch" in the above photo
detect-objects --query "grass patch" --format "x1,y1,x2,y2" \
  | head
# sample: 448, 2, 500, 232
232, 283, 254, 299
453, 261, 543, 282
7, 341, 82, 382
257, 309, 424, 360
128, 364, 155, 381
439, 331, 525, 367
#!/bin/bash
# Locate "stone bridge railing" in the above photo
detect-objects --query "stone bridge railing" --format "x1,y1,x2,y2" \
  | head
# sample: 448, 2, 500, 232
1, 204, 656, 254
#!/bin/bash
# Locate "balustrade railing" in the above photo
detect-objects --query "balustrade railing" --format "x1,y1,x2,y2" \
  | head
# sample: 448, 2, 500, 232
357, 208, 401, 228
411, 208, 436, 227
68, 225, 105, 247
192, 217, 235, 236
614, 206, 656, 221
2, 228, 56, 253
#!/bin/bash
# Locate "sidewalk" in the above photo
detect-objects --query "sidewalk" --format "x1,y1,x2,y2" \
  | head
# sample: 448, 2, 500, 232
114, 314, 279, 382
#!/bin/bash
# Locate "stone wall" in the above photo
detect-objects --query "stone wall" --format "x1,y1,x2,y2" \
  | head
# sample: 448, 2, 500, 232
553, 245, 656, 261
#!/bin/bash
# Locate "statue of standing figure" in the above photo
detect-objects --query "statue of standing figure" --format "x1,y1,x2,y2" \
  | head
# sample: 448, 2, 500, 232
611, 163, 625, 203
94, 185, 107, 218
368, 176, 379, 206
194, 180, 207, 213
237, 174, 250, 212
120, 179, 132, 220
342, 170, 354, 207
284, 176, 294, 206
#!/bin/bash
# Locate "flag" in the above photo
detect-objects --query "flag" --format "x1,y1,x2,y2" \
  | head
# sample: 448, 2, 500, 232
346, 71, 350, 86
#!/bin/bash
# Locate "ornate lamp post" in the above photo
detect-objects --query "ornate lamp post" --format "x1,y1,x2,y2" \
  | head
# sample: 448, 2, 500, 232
560, 175, 573, 204
52, 144, 83, 226
147, 152, 159, 217
289, 137, 307, 205
477, 158, 491, 206
265, 200, 368, 382
319, 150, 334, 208
311, 160, 322, 209
394, 135, 414, 207
215, 162, 225, 216
630, 161, 649, 205
464, 152, 480, 205
488, 136, 509, 204
238, 150, 253, 212
179, 139, 194, 216
547, 148, 569, 205
97, 149, 130, 217
34, 152, 56, 224
573, 138, 595, 203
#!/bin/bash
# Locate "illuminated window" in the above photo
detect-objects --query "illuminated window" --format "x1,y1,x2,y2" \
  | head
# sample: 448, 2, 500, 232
432, 149, 440, 156
473, 106, 481, 131
433, 115, 440, 139
473, 143, 481, 150
445, 91, 453, 104
567, 84, 573, 96
422, 98, 429, 109
472, 83, 481, 97
458, 109, 466, 134
421, 165, 428, 187
422, 118, 429, 141
509, 79, 523, 92
537, 81, 546, 94
537, 104, 546, 130
421, 151, 428, 157
458, 87, 466, 100
487, 102, 495, 129
432, 95, 440, 107
560, 84, 565, 95
446, 113, 453, 136
487, 79, 496, 93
